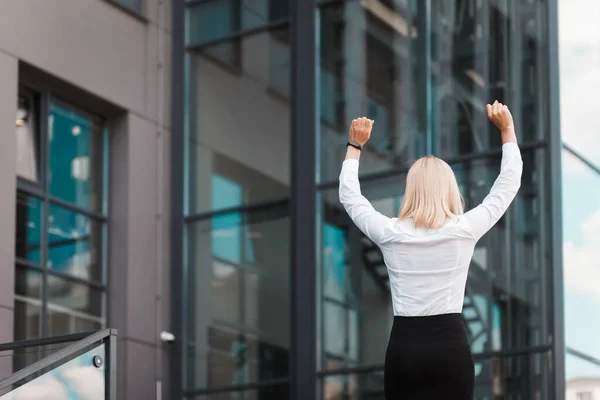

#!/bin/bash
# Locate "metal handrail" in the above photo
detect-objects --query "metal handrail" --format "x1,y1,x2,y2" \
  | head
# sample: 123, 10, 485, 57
0, 330, 98, 352
0, 328, 117, 399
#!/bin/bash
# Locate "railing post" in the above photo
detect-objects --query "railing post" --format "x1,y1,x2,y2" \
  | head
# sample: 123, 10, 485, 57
106, 332, 118, 400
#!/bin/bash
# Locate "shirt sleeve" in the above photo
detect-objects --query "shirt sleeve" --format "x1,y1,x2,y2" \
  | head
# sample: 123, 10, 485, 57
339, 159, 392, 244
463, 142, 523, 240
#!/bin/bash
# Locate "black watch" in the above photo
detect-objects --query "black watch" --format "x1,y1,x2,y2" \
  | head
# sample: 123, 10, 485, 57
347, 140, 362, 150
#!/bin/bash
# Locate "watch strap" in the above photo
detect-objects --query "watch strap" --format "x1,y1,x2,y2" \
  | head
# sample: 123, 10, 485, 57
347, 140, 362, 150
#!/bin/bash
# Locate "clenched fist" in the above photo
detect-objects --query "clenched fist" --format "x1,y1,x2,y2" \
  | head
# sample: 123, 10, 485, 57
486, 100, 514, 132
349, 117, 374, 146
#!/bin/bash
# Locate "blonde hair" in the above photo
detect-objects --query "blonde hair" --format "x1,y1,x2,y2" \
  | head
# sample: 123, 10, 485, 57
399, 155, 464, 229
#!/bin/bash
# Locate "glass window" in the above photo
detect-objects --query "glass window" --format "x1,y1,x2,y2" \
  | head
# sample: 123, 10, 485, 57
16, 93, 40, 183
318, 149, 549, 371
47, 204, 103, 282
14, 267, 42, 340
186, 205, 290, 391
187, 28, 290, 214
562, 150, 600, 364
430, 0, 548, 157
110, 0, 143, 14
15, 192, 42, 264
14, 89, 108, 341
48, 102, 104, 212
317, 1, 427, 183
186, 384, 289, 400
473, 352, 550, 398
186, 1, 289, 48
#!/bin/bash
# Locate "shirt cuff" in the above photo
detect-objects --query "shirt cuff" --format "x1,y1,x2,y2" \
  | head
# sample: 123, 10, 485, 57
502, 142, 521, 158
342, 158, 360, 173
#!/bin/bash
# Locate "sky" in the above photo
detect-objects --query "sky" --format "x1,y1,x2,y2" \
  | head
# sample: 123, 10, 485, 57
558, 0, 600, 380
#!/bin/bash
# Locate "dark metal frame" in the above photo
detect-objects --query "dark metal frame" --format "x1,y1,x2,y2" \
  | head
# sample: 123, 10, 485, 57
547, 0, 565, 398
290, 1, 317, 400
170, 0, 185, 399
0, 329, 118, 399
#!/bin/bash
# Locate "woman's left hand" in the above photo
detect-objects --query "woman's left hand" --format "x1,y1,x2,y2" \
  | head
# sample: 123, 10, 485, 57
349, 117, 374, 146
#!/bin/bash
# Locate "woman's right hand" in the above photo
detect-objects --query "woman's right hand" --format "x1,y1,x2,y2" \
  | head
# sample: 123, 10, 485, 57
486, 101, 517, 144
486, 100, 514, 131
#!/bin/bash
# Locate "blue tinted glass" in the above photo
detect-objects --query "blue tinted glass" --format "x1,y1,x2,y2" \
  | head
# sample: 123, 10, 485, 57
47, 203, 103, 282
48, 103, 103, 211
212, 175, 242, 263
15, 193, 42, 263
322, 224, 346, 302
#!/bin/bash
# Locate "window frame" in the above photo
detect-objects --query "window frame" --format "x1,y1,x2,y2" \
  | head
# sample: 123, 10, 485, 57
14, 82, 110, 340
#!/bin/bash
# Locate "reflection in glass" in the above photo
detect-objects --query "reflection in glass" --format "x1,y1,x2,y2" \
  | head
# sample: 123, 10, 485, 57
48, 102, 104, 211
321, 371, 383, 400
430, 0, 547, 157
562, 150, 600, 363
318, 149, 549, 370
318, 1, 426, 182
0, 344, 106, 399
46, 275, 104, 336
47, 203, 103, 282
473, 352, 550, 399
186, 0, 289, 47
16, 94, 39, 183
188, 384, 289, 400
15, 192, 42, 263
187, 29, 290, 214
14, 267, 42, 341
113, 0, 142, 13
186, 207, 290, 390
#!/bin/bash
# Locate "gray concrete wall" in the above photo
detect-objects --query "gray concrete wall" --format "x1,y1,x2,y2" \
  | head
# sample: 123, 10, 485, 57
0, 1, 172, 398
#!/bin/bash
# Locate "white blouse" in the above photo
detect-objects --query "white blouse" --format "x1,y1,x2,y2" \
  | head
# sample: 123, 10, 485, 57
339, 143, 523, 316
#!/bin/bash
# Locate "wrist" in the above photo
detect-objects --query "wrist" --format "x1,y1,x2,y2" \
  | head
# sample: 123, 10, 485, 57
345, 146, 361, 160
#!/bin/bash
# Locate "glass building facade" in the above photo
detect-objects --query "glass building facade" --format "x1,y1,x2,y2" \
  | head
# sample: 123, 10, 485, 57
179, 0, 566, 399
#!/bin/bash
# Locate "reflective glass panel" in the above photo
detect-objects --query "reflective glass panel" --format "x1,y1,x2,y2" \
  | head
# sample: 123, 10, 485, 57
317, 1, 426, 182
318, 353, 551, 400
187, 384, 289, 400
0, 344, 106, 399
15, 192, 42, 263
46, 275, 105, 336
48, 102, 104, 212
430, 0, 547, 157
14, 267, 42, 341
47, 203, 103, 282
473, 352, 550, 399
321, 370, 385, 400
187, 28, 290, 214
562, 150, 600, 361
113, 0, 142, 13
559, 0, 600, 166
318, 149, 549, 370
16, 92, 40, 183
186, 206, 290, 390
186, 0, 289, 47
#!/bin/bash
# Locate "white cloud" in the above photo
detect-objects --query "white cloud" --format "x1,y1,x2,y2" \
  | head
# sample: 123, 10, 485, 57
563, 208, 600, 298
558, 0, 600, 166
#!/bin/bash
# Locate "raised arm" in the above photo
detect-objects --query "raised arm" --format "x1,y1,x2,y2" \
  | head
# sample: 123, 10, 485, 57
463, 101, 523, 240
339, 117, 392, 245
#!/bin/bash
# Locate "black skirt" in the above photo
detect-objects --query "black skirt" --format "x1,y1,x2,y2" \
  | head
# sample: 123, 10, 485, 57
384, 313, 474, 399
